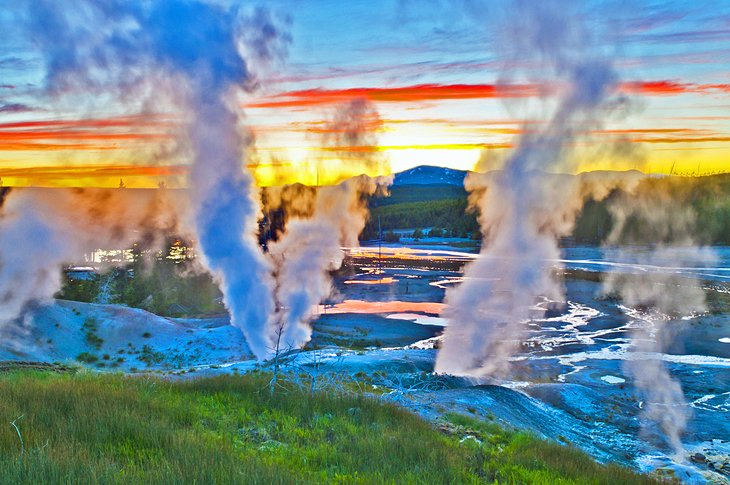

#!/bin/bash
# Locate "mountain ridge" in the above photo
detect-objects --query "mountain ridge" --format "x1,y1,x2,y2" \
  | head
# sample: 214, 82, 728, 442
392, 165, 468, 186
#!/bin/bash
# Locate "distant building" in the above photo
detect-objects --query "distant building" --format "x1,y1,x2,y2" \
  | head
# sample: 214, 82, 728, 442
66, 266, 98, 281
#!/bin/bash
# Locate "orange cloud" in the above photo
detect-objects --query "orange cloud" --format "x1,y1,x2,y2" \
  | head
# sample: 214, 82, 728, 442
635, 136, 730, 144
257, 142, 512, 152
0, 114, 175, 130
0, 164, 186, 179
0, 130, 168, 141
0, 142, 118, 151
597, 128, 703, 134
381, 118, 530, 126
593, 127, 730, 144
0, 115, 175, 151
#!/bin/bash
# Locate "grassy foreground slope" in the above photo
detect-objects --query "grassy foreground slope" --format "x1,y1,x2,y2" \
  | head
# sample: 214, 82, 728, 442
0, 372, 660, 484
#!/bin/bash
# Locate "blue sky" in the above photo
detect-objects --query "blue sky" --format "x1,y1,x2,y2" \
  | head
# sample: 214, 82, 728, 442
0, 0, 729, 186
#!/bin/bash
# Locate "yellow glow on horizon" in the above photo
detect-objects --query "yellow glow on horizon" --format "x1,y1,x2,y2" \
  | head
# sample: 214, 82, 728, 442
575, 144, 730, 176
1, 139, 729, 188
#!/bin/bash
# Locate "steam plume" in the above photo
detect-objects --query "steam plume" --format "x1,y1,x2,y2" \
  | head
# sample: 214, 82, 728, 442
602, 189, 715, 457
323, 99, 388, 174
436, 0, 623, 377
0, 191, 71, 324
268, 176, 388, 349
265, 99, 391, 351
6, 1, 289, 358
0, 187, 184, 338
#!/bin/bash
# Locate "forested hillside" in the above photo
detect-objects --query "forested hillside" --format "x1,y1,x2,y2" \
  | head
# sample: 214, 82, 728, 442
572, 173, 730, 245
363, 174, 730, 245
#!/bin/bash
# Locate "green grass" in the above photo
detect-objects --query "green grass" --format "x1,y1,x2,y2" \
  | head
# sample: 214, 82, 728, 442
0, 371, 663, 484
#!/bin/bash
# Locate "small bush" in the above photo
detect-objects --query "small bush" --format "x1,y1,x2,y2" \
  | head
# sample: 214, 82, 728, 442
139, 345, 164, 366
82, 318, 104, 350
76, 352, 98, 364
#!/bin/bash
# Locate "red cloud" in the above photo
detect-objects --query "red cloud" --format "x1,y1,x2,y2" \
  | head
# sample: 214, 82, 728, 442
620, 81, 730, 95
248, 81, 730, 109
247, 83, 541, 109
0, 114, 174, 130
0, 114, 174, 151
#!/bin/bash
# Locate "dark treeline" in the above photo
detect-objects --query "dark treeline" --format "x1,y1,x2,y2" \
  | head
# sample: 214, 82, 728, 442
361, 198, 479, 240
361, 184, 478, 240
372, 184, 467, 206
573, 174, 730, 245
362, 174, 730, 244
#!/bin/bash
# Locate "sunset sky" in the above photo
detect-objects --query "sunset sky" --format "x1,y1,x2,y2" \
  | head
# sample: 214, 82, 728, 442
1, 0, 729, 187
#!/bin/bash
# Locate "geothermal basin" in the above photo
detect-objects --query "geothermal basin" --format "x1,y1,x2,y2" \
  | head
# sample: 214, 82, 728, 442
3, 244, 730, 483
